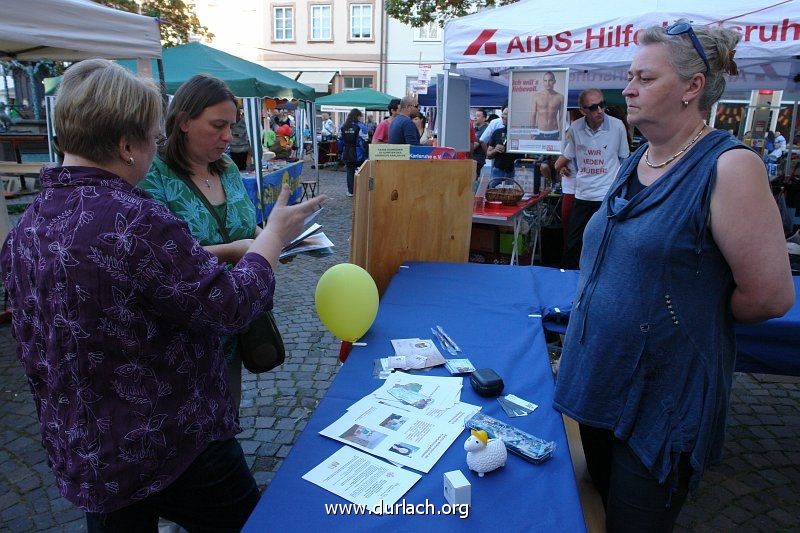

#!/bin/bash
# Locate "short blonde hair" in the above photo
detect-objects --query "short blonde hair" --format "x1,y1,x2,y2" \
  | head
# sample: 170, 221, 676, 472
55, 59, 162, 163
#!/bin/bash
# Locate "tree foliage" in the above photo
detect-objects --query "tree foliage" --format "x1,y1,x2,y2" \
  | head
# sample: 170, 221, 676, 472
385, 0, 519, 28
97, 0, 213, 47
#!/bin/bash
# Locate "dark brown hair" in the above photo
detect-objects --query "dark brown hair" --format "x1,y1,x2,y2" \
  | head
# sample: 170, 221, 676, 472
160, 74, 237, 178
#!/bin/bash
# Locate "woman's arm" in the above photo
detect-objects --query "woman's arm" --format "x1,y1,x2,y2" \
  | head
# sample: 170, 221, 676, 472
711, 149, 795, 323
203, 240, 254, 264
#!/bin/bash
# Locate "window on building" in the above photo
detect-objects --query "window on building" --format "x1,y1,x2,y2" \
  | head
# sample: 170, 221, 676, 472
413, 21, 440, 42
343, 76, 374, 90
274, 6, 294, 41
349, 4, 373, 40
311, 5, 332, 40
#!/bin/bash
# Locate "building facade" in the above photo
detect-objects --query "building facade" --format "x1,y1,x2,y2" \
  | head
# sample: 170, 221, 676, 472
191, 0, 385, 97
384, 17, 444, 99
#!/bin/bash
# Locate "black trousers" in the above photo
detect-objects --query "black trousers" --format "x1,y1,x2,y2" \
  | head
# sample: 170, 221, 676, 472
85, 439, 259, 532
562, 199, 602, 269
345, 161, 363, 195
580, 425, 692, 533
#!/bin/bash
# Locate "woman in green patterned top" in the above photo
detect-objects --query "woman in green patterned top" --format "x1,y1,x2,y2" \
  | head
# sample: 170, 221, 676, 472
139, 74, 260, 407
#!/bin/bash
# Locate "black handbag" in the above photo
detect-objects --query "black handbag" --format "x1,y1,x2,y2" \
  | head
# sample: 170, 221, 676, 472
179, 174, 286, 373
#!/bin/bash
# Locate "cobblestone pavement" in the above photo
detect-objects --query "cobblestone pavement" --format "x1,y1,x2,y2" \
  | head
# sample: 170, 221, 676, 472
1, 165, 798, 531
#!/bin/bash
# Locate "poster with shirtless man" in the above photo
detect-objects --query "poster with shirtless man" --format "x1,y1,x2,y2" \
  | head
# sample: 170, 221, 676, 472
507, 68, 569, 155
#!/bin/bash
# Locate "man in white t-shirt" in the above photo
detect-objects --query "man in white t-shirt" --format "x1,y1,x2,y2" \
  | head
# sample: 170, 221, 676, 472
555, 89, 629, 269
555, 126, 577, 252
320, 112, 335, 138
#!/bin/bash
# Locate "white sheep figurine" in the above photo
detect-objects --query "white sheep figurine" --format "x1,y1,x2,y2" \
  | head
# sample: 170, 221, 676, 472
464, 429, 507, 477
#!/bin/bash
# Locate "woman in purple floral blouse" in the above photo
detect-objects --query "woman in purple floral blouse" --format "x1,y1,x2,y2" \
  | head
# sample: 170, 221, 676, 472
0, 59, 324, 530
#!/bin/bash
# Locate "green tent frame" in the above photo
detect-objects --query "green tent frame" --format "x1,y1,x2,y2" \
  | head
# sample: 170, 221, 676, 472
46, 42, 315, 101
315, 88, 400, 111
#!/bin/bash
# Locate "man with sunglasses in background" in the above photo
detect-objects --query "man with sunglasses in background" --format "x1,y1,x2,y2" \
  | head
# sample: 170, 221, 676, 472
556, 88, 630, 269
388, 96, 421, 145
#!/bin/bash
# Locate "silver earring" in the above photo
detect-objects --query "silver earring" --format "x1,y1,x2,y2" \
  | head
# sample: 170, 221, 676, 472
126, 156, 135, 166
682, 99, 689, 107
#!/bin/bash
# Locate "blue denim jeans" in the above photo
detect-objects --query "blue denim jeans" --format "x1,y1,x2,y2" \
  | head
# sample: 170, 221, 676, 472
86, 439, 259, 532
491, 167, 514, 179
580, 424, 691, 533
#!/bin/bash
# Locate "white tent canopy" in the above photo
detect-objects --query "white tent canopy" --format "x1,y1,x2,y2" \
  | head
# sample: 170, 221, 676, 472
0, 0, 162, 245
443, 0, 800, 95
1, 0, 162, 61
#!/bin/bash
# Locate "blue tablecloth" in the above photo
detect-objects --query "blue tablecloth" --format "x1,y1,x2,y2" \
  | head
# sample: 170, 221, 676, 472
242, 160, 303, 223
244, 262, 586, 532
734, 276, 800, 376
535, 269, 800, 376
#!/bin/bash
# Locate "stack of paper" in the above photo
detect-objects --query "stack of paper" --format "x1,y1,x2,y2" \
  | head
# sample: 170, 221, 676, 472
318, 372, 480, 473
279, 222, 334, 260
386, 338, 446, 370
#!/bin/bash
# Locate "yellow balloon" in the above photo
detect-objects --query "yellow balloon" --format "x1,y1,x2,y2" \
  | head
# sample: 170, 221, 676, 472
315, 263, 379, 342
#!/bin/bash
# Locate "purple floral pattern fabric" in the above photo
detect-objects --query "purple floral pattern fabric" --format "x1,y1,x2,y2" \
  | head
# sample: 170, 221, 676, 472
0, 166, 275, 513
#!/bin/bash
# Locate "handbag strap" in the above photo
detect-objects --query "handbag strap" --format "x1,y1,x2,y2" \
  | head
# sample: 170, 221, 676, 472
178, 172, 232, 244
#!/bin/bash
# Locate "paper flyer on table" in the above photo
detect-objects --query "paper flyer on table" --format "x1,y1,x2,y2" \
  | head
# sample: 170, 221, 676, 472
390, 338, 447, 368
366, 372, 463, 418
319, 400, 478, 473
302, 446, 421, 507
348, 395, 481, 425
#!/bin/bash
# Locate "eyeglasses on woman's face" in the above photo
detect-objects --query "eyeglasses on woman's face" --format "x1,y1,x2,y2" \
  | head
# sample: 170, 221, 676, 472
666, 22, 711, 74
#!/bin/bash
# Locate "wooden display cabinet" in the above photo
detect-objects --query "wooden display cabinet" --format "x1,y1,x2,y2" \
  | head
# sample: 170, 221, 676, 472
351, 159, 475, 295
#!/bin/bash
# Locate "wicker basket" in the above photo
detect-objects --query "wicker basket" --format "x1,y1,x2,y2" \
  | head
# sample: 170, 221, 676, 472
485, 179, 524, 206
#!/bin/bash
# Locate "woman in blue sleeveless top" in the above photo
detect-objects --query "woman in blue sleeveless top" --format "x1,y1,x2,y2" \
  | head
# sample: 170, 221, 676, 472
553, 22, 794, 531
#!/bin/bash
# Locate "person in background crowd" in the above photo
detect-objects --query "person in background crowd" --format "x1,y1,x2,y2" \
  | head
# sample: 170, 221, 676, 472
320, 112, 335, 138
270, 109, 281, 131
140, 74, 273, 408
554, 22, 793, 532
1, 58, 325, 531
411, 112, 433, 145
479, 100, 508, 158
365, 113, 377, 142
486, 107, 526, 178
262, 121, 277, 153
555, 88, 630, 269
338, 108, 368, 197
0, 103, 12, 130
229, 106, 250, 171
389, 96, 421, 145
555, 126, 578, 253
6, 97, 22, 122
764, 130, 785, 163
775, 130, 787, 152
373, 99, 400, 144
472, 108, 489, 176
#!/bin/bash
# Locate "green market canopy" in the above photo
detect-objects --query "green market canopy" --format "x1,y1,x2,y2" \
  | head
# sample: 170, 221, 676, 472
315, 88, 400, 112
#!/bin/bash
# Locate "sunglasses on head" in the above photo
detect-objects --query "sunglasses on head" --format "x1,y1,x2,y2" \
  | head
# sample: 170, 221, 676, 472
666, 22, 711, 74
582, 101, 606, 112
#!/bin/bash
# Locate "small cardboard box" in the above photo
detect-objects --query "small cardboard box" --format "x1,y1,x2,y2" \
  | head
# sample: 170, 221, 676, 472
444, 470, 471, 505
470, 224, 496, 253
